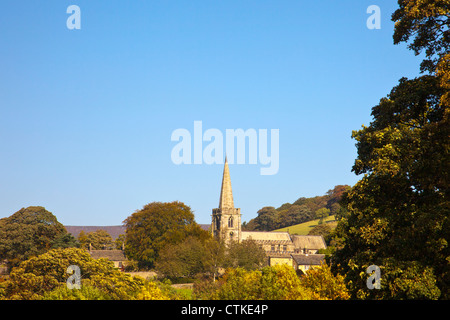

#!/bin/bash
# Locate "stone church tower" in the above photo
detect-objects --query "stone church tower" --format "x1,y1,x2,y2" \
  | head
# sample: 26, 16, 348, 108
211, 157, 242, 244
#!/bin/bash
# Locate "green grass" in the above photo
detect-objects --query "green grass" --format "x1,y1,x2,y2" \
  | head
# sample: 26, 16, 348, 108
272, 215, 336, 235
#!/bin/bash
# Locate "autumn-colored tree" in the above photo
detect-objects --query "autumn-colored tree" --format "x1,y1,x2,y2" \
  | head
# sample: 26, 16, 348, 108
392, 0, 450, 105
300, 263, 349, 300
3, 247, 144, 300
0, 206, 70, 269
392, 0, 450, 73
80, 229, 114, 250
77, 230, 89, 249
213, 265, 312, 300
115, 234, 126, 250
437, 53, 450, 105
42, 283, 111, 300
332, 75, 448, 299
134, 281, 170, 300
123, 201, 210, 269
330, 1, 449, 298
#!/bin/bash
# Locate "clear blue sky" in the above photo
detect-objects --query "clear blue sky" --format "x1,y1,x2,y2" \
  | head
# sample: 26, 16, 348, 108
0, 1, 423, 225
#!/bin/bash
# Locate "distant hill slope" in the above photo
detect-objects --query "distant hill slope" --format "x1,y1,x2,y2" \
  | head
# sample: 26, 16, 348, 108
273, 215, 336, 235
64, 226, 126, 240
65, 224, 210, 240
243, 185, 350, 232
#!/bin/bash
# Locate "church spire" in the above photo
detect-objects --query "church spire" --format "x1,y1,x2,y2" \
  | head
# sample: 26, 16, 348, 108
219, 156, 234, 209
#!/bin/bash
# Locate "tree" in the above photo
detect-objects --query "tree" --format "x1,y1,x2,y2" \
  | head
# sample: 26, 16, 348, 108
3, 247, 144, 300
392, 0, 450, 73
254, 207, 278, 231
0, 206, 69, 269
332, 75, 449, 299
392, 0, 450, 105
300, 263, 350, 300
308, 224, 333, 238
278, 205, 314, 229
315, 208, 330, 224
224, 239, 266, 271
115, 234, 126, 250
123, 201, 209, 269
155, 236, 208, 279
77, 230, 89, 249
51, 233, 79, 249
82, 229, 114, 250
203, 238, 226, 282
213, 265, 312, 300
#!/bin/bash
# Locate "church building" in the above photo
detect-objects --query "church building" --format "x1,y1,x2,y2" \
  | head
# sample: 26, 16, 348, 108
211, 158, 327, 269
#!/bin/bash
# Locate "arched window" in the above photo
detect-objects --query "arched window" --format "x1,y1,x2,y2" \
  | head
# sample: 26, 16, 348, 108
228, 216, 233, 228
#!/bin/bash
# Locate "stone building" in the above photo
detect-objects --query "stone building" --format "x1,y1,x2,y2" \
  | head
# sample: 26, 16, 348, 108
89, 249, 127, 269
211, 159, 327, 269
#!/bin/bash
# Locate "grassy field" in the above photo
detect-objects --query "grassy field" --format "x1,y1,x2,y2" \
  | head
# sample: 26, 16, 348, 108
273, 215, 336, 235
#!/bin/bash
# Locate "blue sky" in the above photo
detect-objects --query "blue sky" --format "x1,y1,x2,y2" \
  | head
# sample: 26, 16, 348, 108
0, 1, 423, 225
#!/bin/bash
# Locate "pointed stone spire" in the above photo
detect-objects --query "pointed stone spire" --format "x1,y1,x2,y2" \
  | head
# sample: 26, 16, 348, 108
219, 156, 234, 209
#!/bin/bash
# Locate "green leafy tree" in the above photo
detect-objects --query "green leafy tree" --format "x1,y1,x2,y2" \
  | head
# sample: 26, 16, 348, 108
315, 208, 330, 224
0, 206, 69, 269
308, 224, 333, 238
224, 239, 266, 271
332, 75, 449, 299
51, 233, 79, 249
254, 207, 278, 231
84, 229, 114, 250
155, 236, 209, 279
278, 205, 314, 229
203, 238, 226, 282
123, 201, 209, 269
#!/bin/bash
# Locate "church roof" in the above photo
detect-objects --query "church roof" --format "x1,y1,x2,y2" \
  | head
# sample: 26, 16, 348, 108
291, 235, 327, 250
241, 231, 292, 242
218, 157, 234, 209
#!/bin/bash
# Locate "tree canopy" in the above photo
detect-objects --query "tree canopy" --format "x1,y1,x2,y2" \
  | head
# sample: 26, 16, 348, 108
123, 201, 210, 269
0, 206, 72, 269
78, 229, 114, 250
243, 185, 350, 231
332, 72, 449, 300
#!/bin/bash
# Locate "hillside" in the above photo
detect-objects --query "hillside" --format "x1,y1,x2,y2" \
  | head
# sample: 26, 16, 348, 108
273, 215, 336, 235
242, 185, 350, 232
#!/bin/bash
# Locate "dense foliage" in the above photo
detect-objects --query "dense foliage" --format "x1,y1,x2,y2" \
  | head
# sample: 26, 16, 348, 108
193, 264, 349, 300
0, 206, 73, 270
78, 229, 115, 250
330, 0, 449, 300
123, 201, 210, 269
243, 185, 350, 231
